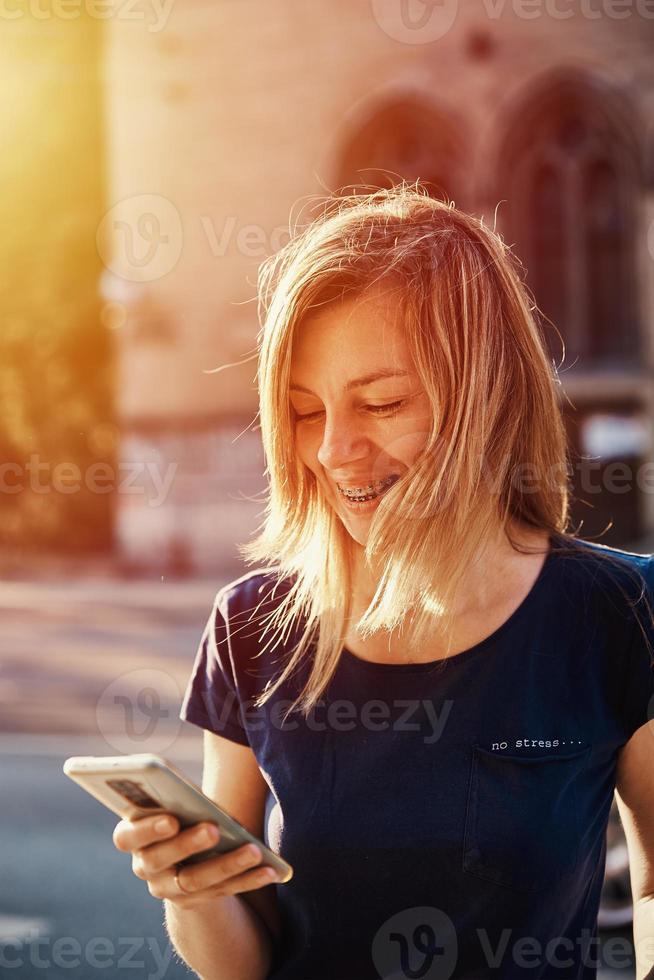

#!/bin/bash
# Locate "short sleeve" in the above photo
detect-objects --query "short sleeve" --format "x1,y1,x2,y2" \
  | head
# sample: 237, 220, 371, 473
179, 588, 250, 747
620, 555, 654, 741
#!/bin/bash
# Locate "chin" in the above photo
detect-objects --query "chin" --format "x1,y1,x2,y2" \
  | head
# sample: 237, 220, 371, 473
342, 519, 369, 547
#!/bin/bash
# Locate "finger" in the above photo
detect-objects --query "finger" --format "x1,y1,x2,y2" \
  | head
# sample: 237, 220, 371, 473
206, 864, 280, 898
113, 813, 180, 853
173, 843, 272, 894
166, 862, 279, 902
133, 822, 221, 878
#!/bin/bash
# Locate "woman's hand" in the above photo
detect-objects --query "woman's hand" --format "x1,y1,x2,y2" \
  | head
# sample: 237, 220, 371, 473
112, 813, 279, 908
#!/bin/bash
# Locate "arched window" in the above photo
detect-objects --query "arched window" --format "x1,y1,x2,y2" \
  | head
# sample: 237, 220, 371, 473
531, 161, 567, 344
335, 96, 468, 208
583, 157, 631, 360
494, 75, 641, 369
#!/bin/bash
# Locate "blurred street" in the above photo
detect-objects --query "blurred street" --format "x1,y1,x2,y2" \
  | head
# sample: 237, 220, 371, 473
0, 747, 204, 980
0, 572, 223, 978
0, 572, 232, 737
0, 561, 228, 977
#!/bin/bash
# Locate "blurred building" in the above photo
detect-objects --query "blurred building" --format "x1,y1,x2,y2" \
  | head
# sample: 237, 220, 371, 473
101, 0, 654, 574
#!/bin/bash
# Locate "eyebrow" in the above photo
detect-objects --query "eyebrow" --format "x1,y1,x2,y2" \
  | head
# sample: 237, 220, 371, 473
289, 369, 411, 395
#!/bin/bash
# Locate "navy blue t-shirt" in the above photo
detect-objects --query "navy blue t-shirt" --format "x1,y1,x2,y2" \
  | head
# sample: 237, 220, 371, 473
179, 538, 654, 980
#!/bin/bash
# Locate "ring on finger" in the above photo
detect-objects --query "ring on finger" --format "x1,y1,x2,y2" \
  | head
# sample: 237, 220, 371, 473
174, 867, 193, 896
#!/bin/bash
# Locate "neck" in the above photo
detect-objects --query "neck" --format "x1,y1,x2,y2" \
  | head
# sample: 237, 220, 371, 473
348, 521, 549, 615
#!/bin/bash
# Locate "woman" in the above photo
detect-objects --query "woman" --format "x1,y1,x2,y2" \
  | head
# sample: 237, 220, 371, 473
112, 184, 654, 979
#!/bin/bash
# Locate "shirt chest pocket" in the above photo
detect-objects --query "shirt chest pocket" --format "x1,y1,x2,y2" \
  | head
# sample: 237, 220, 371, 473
462, 743, 591, 892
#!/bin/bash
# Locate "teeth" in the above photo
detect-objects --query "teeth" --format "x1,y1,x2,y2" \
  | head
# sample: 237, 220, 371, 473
337, 474, 398, 500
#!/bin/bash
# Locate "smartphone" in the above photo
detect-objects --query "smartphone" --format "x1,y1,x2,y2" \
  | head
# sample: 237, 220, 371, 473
62, 752, 293, 882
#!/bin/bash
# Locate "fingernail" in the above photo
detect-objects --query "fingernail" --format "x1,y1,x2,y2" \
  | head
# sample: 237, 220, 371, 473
155, 817, 172, 834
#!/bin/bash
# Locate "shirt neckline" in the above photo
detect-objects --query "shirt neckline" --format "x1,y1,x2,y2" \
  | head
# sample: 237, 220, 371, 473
340, 534, 556, 673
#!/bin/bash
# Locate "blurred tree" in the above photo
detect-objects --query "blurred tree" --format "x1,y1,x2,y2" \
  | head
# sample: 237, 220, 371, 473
0, 14, 114, 555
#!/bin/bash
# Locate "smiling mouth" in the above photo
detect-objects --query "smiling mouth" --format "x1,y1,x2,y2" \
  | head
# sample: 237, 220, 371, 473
336, 474, 400, 502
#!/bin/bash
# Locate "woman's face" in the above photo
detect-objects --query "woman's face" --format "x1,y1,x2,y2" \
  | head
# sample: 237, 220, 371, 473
289, 283, 433, 546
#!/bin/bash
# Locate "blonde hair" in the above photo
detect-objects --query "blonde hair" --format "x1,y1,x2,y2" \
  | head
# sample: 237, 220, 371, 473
236, 181, 652, 720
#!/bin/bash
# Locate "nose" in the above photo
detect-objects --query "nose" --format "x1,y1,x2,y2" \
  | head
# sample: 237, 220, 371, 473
316, 411, 370, 472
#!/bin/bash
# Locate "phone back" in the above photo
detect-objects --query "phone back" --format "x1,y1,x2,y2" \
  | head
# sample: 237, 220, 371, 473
63, 753, 293, 879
